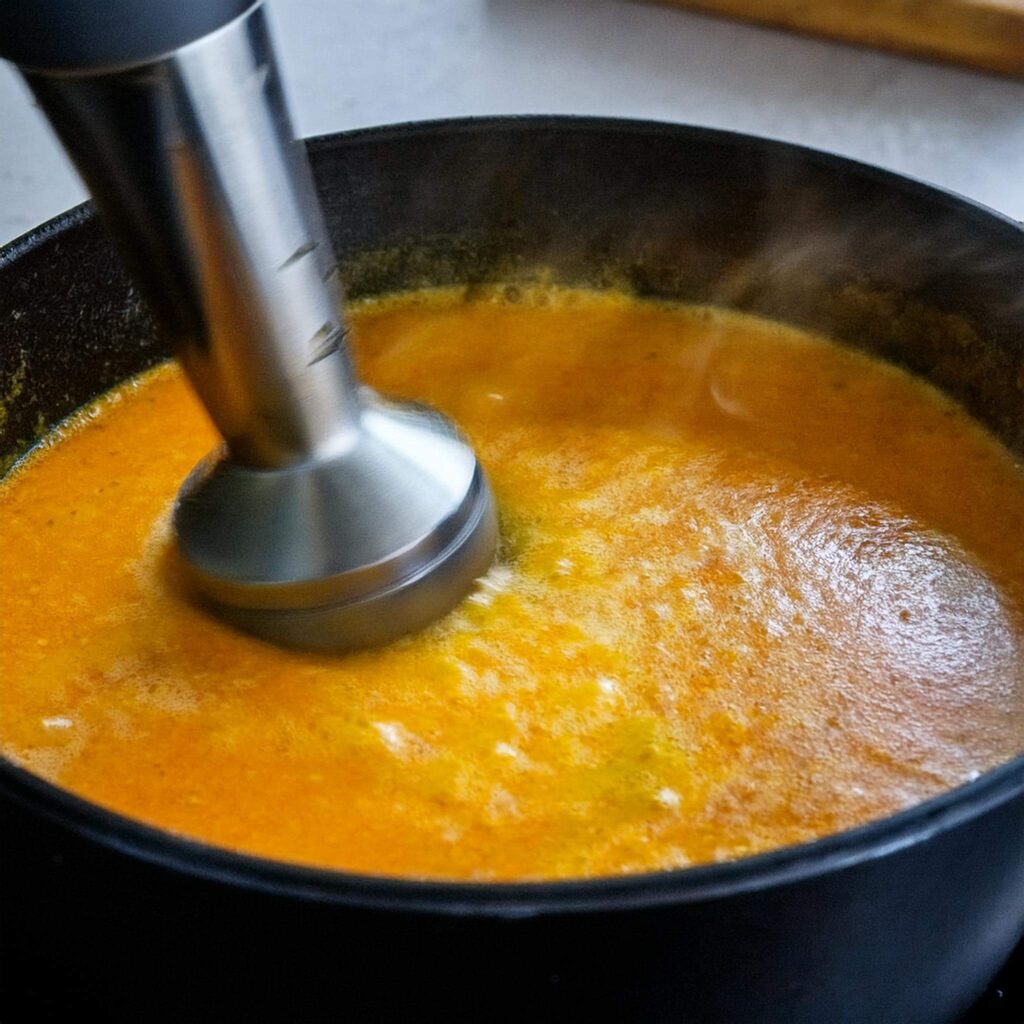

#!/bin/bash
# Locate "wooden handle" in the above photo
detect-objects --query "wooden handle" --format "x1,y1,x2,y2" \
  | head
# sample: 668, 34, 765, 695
658, 0, 1024, 77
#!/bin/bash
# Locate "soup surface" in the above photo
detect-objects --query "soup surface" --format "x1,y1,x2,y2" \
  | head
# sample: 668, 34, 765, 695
3, 287, 1024, 881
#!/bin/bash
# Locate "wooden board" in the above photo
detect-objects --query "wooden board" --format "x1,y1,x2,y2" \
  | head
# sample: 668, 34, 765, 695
659, 0, 1024, 77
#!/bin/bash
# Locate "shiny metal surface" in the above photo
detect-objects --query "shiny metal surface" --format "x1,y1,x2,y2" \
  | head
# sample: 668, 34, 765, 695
17, 4, 496, 650
26, 5, 360, 468
175, 391, 498, 652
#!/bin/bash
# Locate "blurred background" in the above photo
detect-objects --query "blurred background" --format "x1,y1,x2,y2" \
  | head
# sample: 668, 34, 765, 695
1, 0, 1022, 245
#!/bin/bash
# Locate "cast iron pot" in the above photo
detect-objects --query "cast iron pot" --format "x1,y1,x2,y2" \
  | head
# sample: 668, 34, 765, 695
2, 117, 1024, 1024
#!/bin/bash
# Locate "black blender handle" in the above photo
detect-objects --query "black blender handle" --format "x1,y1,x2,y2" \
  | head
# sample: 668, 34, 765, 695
0, 0, 257, 72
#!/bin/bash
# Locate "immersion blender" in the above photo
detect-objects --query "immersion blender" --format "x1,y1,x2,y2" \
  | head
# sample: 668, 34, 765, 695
0, 0, 498, 652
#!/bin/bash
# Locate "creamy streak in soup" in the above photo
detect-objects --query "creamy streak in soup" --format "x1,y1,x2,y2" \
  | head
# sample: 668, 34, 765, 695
3, 287, 1024, 880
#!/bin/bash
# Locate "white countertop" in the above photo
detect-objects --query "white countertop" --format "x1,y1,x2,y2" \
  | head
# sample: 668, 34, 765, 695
2, 0, 1022, 246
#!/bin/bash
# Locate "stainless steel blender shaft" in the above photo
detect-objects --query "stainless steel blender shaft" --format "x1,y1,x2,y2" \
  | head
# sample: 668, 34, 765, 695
2, 1, 498, 651
25, 4, 360, 468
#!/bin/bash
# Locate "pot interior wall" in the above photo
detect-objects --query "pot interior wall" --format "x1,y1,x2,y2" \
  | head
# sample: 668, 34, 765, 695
3, 119, 1023, 471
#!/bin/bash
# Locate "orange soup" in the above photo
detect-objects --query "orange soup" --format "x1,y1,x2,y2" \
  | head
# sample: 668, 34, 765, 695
3, 287, 1024, 880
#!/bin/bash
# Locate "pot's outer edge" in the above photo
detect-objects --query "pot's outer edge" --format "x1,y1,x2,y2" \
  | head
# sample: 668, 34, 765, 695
2, 115, 1024, 920
4, 116, 1023, 265
306, 114, 1024, 236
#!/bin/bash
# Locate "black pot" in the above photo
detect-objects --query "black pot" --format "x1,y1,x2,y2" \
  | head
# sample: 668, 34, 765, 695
2, 117, 1023, 1024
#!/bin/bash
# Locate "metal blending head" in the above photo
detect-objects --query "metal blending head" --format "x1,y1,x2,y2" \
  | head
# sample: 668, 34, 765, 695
1, 0, 497, 651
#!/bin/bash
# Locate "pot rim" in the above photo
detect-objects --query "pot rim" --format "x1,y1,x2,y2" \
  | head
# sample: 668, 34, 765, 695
3, 114, 1023, 918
